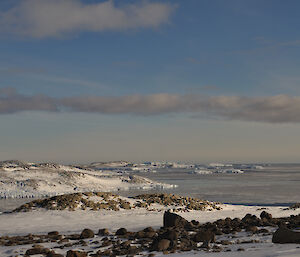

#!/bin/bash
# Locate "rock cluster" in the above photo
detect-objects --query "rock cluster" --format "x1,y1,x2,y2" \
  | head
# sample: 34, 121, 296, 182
2, 210, 300, 256
289, 203, 300, 210
12, 192, 221, 212
133, 193, 221, 211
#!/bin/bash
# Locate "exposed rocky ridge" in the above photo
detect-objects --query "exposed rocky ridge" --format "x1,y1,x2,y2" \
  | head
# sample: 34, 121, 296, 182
12, 193, 222, 212
1, 211, 300, 256
133, 193, 221, 211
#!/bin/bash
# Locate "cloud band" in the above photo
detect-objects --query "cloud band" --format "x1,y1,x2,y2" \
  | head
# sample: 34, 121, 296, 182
1, 88, 300, 123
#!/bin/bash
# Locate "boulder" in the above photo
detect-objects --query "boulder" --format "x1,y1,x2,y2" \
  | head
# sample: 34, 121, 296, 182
154, 239, 171, 251
193, 230, 215, 243
80, 228, 94, 239
98, 228, 109, 236
116, 227, 127, 236
260, 211, 272, 220
46, 251, 64, 257
272, 227, 300, 243
25, 247, 50, 255
48, 231, 59, 236
66, 250, 87, 257
245, 226, 258, 233
161, 229, 178, 241
163, 210, 188, 228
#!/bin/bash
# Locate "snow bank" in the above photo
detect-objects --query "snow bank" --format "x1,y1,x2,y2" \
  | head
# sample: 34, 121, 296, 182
0, 160, 176, 199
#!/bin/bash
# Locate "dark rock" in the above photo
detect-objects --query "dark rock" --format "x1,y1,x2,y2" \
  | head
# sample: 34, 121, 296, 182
98, 228, 109, 236
257, 228, 269, 234
66, 234, 80, 240
245, 226, 258, 233
220, 240, 232, 245
290, 203, 300, 210
25, 247, 50, 255
242, 214, 261, 226
163, 211, 188, 228
80, 228, 94, 239
260, 211, 272, 220
154, 239, 170, 251
47, 251, 64, 257
144, 227, 155, 232
66, 250, 87, 257
48, 231, 59, 236
191, 220, 199, 226
145, 231, 156, 238
193, 230, 215, 243
161, 229, 178, 241
272, 227, 300, 244
116, 227, 127, 236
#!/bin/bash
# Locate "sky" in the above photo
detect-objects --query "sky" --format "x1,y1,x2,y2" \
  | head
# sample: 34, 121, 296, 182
1, 0, 300, 164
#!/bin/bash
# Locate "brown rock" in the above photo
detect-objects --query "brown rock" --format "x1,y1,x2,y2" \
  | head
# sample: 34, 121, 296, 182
245, 226, 258, 233
80, 228, 94, 239
47, 251, 64, 257
163, 211, 188, 228
161, 229, 178, 241
272, 227, 300, 244
116, 227, 127, 236
98, 228, 109, 236
155, 239, 170, 251
66, 250, 87, 257
260, 211, 272, 220
25, 247, 50, 255
48, 231, 59, 236
193, 230, 215, 243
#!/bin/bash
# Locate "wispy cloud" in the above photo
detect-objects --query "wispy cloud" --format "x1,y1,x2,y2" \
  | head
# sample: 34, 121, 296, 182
0, 68, 46, 74
1, 87, 300, 123
0, 88, 57, 113
232, 38, 300, 55
34, 75, 108, 89
0, 0, 175, 38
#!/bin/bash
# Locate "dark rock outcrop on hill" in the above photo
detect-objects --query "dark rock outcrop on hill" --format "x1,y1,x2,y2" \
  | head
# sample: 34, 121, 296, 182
134, 193, 221, 210
12, 192, 221, 212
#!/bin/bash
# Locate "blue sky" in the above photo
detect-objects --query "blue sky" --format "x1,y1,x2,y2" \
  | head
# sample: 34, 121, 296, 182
1, 0, 300, 163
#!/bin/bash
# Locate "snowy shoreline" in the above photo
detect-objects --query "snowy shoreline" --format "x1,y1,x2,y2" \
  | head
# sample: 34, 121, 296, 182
0, 161, 177, 199
1, 161, 300, 256
1, 201, 300, 257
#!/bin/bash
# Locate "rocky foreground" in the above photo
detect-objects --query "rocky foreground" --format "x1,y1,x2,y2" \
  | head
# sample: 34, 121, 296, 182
1, 210, 300, 257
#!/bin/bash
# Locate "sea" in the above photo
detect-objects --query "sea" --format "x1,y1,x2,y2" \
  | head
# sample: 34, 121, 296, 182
1, 164, 299, 212
118, 164, 300, 206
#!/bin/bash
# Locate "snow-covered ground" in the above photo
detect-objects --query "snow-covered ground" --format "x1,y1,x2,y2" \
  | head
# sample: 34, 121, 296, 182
0, 160, 175, 199
0, 203, 300, 256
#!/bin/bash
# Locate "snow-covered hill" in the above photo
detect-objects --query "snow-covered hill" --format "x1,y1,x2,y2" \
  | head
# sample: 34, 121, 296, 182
0, 160, 175, 199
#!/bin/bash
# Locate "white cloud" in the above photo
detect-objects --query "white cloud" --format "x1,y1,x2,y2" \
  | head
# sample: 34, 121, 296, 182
0, 0, 175, 38
1, 88, 300, 123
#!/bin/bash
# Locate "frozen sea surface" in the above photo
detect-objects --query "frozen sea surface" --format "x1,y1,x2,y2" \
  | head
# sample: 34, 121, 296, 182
120, 164, 300, 205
